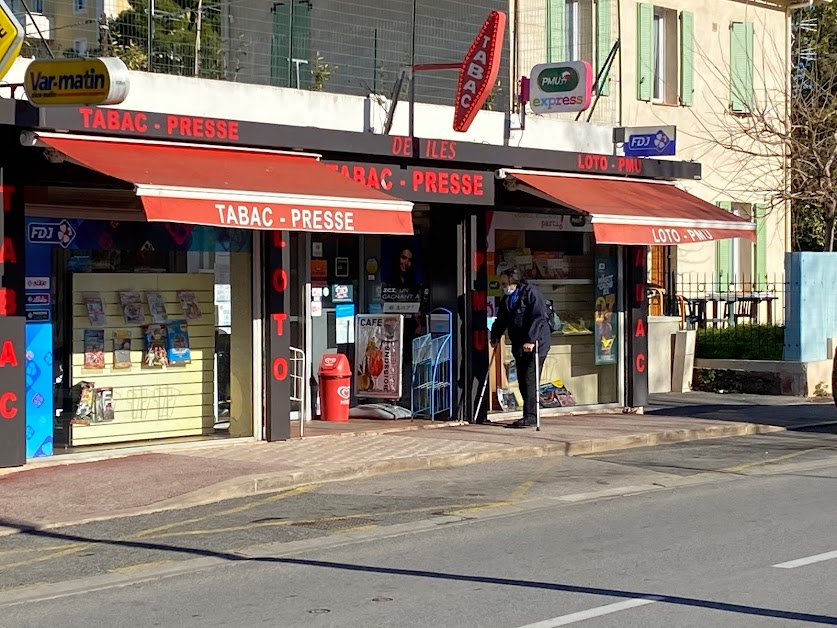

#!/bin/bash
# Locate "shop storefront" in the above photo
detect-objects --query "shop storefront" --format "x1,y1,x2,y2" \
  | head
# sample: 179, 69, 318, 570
0, 102, 755, 468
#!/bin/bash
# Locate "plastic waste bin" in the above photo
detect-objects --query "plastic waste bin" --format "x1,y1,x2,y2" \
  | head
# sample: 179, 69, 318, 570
318, 354, 352, 422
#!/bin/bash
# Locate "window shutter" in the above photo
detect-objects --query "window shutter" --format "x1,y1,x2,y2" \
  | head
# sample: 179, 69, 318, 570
596, 0, 612, 96
292, 0, 312, 89
730, 21, 754, 112
680, 11, 694, 106
271, 2, 292, 88
716, 202, 734, 291
755, 204, 768, 290
547, 0, 566, 63
636, 3, 653, 101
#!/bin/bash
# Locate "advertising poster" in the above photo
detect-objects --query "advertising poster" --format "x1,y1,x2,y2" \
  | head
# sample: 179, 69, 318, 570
83, 329, 106, 369
25, 322, 54, 458
381, 236, 423, 314
594, 256, 618, 365
166, 320, 192, 365
354, 314, 403, 399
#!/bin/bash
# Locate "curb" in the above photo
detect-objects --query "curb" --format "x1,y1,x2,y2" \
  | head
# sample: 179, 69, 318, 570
0, 419, 785, 536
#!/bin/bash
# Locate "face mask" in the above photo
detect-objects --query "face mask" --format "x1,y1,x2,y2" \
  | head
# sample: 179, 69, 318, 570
503, 286, 516, 296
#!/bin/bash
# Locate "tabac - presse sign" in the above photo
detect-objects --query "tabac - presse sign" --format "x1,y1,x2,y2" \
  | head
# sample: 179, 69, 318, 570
0, 0, 23, 82
24, 57, 130, 107
453, 10, 506, 133
529, 61, 593, 114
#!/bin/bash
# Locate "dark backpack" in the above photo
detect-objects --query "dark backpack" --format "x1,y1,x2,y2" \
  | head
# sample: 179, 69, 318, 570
546, 299, 559, 333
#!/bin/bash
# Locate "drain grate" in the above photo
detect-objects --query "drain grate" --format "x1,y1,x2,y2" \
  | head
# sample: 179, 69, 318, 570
290, 517, 377, 531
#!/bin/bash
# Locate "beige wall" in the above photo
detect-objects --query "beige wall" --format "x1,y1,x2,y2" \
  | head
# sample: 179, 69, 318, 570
619, 0, 789, 282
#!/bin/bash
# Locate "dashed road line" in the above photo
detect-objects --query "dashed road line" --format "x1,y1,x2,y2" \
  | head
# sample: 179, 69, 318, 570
774, 550, 837, 570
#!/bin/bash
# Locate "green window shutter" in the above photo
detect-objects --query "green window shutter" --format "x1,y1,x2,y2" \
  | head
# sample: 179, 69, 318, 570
730, 21, 754, 112
716, 202, 734, 291
596, 0, 612, 96
636, 3, 653, 101
547, 0, 566, 63
754, 204, 768, 290
271, 2, 291, 88
292, 0, 312, 89
680, 11, 694, 106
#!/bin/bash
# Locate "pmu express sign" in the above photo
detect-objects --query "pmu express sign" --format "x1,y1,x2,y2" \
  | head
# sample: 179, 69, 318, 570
453, 10, 506, 133
529, 61, 593, 114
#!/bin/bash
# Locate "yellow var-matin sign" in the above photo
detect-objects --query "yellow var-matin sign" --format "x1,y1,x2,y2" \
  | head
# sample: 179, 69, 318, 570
24, 57, 130, 107
0, 0, 23, 82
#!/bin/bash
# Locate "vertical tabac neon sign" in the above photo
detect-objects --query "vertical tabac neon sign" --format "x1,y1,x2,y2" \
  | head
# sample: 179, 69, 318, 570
453, 11, 506, 133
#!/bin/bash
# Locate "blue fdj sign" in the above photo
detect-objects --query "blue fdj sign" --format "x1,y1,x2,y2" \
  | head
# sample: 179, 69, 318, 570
27, 220, 77, 248
624, 129, 676, 157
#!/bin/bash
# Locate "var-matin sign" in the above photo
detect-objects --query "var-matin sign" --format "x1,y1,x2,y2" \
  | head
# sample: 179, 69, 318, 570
0, 0, 22, 82
24, 57, 131, 107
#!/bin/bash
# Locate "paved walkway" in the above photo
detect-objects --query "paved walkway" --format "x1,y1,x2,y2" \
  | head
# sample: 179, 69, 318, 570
0, 401, 809, 535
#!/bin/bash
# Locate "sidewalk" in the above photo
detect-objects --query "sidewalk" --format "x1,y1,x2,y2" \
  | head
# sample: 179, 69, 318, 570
0, 407, 795, 535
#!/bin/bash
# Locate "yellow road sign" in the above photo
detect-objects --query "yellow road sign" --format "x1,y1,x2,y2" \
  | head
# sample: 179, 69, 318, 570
0, 0, 22, 82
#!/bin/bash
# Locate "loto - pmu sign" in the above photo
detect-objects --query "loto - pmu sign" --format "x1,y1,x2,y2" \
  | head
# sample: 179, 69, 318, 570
529, 61, 593, 114
24, 57, 130, 107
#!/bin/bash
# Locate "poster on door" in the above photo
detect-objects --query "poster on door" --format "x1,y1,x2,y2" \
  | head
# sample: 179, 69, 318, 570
594, 256, 618, 365
354, 314, 403, 399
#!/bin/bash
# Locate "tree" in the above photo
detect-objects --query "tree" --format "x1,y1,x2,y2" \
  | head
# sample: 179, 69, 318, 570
687, 5, 837, 252
109, 0, 224, 79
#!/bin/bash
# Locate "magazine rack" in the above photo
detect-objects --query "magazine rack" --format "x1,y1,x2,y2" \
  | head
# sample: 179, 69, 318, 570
410, 308, 453, 421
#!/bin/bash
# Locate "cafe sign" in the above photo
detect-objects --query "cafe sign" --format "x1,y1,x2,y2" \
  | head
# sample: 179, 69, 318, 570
24, 57, 130, 107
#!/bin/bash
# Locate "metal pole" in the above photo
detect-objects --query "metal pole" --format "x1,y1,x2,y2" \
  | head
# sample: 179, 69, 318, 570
409, 0, 417, 141
535, 341, 541, 431
147, 0, 155, 71
194, 0, 203, 76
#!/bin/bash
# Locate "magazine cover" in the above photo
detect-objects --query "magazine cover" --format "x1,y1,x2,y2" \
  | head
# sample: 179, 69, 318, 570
113, 329, 133, 369
146, 291, 168, 324
119, 291, 145, 324
82, 292, 107, 326
83, 329, 105, 369
142, 324, 169, 368
166, 320, 192, 365
177, 290, 202, 320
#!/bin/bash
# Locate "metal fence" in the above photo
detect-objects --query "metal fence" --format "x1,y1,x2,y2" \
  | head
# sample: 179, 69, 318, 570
672, 274, 787, 361
13, 0, 512, 109
12, 0, 621, 121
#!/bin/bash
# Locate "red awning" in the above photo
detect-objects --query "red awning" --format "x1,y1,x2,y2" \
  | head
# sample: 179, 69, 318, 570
500, 170, 756, 245
29, 133, 414, 235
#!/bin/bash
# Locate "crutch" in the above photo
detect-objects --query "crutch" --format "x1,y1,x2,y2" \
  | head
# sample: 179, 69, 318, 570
534, 341, 541, 432
472, 343, 498, 423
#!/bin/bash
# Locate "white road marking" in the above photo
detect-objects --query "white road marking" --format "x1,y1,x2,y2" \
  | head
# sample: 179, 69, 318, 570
515, 598, 660, 627
773, 550, 837, 569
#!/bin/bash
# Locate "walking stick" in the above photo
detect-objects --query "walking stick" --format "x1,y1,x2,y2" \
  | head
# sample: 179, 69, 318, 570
473, 343, 497, 423
535, 341, 541, 432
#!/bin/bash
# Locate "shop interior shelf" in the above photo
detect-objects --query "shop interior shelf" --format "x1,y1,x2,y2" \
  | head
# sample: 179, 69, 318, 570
528, 279, 593, 286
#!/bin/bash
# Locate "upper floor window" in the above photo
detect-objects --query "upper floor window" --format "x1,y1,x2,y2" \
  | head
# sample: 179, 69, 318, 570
637, 3, 694, 106
74, 0, 87, 14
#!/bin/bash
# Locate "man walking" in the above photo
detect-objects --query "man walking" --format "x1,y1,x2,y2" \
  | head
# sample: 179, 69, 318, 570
490, 268, 551, 428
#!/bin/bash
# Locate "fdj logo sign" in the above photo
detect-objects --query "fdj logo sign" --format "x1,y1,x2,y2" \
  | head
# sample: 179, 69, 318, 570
28, 220, 77, 249
537, 66, 579, 92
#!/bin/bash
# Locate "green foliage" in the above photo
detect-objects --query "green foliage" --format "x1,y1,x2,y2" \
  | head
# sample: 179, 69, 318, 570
695, 324, 785, 361
109, 0, 223, 78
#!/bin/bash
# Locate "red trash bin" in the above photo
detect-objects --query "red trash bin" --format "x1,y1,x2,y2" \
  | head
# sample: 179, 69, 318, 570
318, 354, 352, 422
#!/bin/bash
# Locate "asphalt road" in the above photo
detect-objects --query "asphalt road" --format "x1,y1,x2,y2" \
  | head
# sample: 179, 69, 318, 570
3, 428, 837, 627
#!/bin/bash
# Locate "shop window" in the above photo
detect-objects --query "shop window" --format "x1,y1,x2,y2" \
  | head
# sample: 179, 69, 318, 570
488, 217, 618, 411
74, 0, 87, 13
41, 222, 254, 452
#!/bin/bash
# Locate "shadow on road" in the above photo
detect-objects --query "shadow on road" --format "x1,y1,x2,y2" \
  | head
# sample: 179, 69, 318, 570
2, 520, 836, 625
